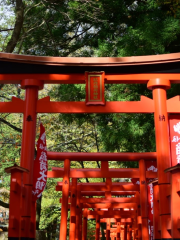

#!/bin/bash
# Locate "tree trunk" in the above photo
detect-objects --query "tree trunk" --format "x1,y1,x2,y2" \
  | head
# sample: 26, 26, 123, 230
5, 0, 24, 53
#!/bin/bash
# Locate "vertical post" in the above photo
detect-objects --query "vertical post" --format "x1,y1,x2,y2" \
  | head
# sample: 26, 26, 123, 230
152, 181, 161, 240
79, 207, 83, 240
139, 159, 149, 240
129, 225, 132, 240
5, 166, 28, 240
59, 159, 70, 240
75, 185, 81, 240
147, 78, 171, 239
124, 224, 127, 240
95, 211, 100, 240
30, 200, 36, 240
117, 221, 121, 240
127, 225, 130, 240
106, 218, 111, 240
70, 178, 77, 240
82, 208, 88, 240
135, 191, 142, 240
121, 226, 124, 240
20, 79, 43, 240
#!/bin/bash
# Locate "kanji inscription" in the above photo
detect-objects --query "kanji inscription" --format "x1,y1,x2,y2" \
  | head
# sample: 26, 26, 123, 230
32, 123, 47, 200
85, 72, 105, 105
169, 115, 180, 165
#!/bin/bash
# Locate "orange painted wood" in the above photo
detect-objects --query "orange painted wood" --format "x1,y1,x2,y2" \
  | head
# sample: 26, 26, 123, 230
117, 221, 121, 240
80, 197, 137, 203
106, 219, 111, 240
20, 83, 40, 239
124, 224, 127, 240
0, 94, 179, 115
152, 182, 161, 240
139, 159, 149, 240
82, 208, 88, 240
1, 95, 179, 114
6, 167, 27, 238
95, 210, 100, 240
84, 202, 137, 209
0, 97, 24, 113
56, 182, 140, 192
167, 95, 180, 113
148, 78, 171, 239
101, 218, 117, 223
59, 159, 70, 240
47, 168, 157, 179
69, 178, 77, 240
88, 212, 136, 219
47, 151, 157, 161
37, 96, 154, 113
79, 208, 83, 240
75, 186, 81, 240
1, 73, 180, 84
136, 192, 142, 240
105, 177, 112, 199
30, 200, 36, 239
81, 191, 136, 196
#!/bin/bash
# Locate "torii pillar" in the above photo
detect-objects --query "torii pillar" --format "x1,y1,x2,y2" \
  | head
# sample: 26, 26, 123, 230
124, 223, 127, 240
70, 178, 77, 240
82, 208, 88, 240
139, 159, 149, 240
20, 79, 43, 240
106, 218, 111, 240
59, 159, 70, 240
152, 180, 161, 240
95, 210, 100, 240
148, 78, 171, 240
75, 185, 81, 240
116, 220, 121, 240
5, 165, 29, 240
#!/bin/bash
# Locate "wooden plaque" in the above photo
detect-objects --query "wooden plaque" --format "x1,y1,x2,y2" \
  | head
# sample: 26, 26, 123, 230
85, 72, 105, 105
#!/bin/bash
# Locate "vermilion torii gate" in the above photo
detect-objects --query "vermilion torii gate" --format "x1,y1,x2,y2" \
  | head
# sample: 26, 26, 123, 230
1, 52, 180, 240
48, 156, 156, 240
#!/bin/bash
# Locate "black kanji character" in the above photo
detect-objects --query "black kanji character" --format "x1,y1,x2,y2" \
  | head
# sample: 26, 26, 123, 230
159, 115, 165, 121
64, 180, 68, 185
26, 115, 33, 121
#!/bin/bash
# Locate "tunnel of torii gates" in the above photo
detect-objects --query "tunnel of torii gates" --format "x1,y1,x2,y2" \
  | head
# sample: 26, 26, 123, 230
1, 52, 180, 240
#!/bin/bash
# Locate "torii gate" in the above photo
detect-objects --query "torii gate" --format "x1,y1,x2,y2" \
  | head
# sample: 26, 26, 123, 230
49, 156, 156, 240
1, 52, 180, 240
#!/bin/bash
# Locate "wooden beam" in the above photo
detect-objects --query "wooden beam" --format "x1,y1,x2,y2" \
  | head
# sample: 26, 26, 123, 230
47, 152, 157, 161
56, 183, 140, 192
1, 73, 180, 84
47, 168, 157, 179
80, 197, 137, 204
83, 203, 137, 209
81, 191, 136, 196
37, 96, 154, 113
